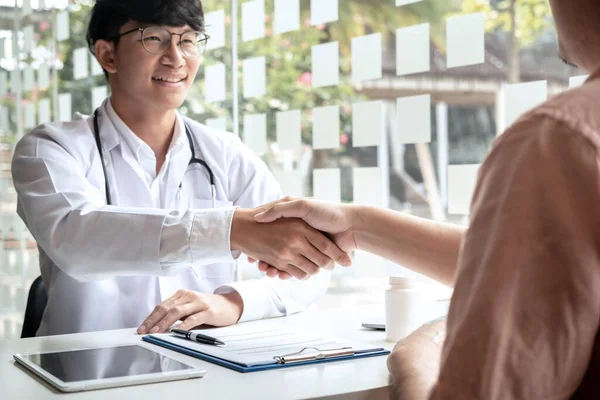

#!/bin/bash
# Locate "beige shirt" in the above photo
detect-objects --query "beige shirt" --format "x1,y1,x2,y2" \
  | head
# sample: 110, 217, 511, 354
430, 70, 600, 399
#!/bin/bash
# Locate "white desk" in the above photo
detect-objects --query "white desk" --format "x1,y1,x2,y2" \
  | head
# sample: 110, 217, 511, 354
1, 306, 397, 400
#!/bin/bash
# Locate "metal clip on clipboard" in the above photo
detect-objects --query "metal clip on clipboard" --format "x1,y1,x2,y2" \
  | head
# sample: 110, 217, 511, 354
274, 346, 355, 364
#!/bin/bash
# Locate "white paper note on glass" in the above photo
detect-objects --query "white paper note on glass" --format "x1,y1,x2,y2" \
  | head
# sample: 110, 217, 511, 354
243, 56, 266, 99
275, 0, 300, 34
353, 100, 383, 147
10, 69, 21, 94
313, 168, 341, 202
23, 65, 34, 92
447, 13, 485, 68
22, 0, 32, 15
397, 94, 431, 144
24, 102, 35, 129
91, 55, 104, 76
312, 105, 339, 150
352, 33, 382, 83
311, 0, 338, 25
274, 169, 303, 197
0, 71, 7, 97
92, 86, 108, 110
23, 26, 34, 53
0, 38, 5, 59
243, 113, 267, 153
59, 93, 72, 122
569, 75, 589, 88
205, 63, 226, 103
73, 47, 89, 80
206, 116, 227, 131
38, 62, 50, 90
38, 98, 51, 125
312, 42, 339, 88
242, 0, 265, 42
503, 80, 547, 128
0, 106, 8, 131
56, 11, 70, 41
396, 23, 430, 76
205, 10, 225, 50
353, 167, 383, 206
396, 0, 421, 5
276, 109, 302, 150
448, 164, 480, 215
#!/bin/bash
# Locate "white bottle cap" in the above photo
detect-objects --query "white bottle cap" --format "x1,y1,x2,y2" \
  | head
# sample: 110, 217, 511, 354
389, 276, 417, 289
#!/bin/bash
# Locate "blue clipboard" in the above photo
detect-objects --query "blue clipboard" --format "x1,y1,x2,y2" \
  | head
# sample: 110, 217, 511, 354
142, 335, 390, 373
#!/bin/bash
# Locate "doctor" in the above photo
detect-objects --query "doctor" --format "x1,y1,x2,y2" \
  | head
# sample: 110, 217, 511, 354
11, 0, 351, 337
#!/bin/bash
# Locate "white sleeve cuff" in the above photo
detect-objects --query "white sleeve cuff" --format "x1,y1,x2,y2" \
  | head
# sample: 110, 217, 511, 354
215, 279, 285, 323
190, 207, 237, 265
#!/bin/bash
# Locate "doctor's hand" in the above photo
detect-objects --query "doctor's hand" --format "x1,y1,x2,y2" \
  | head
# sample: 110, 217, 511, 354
251, 198, 357, 278
137, 290, 243, 334
231, 206, 352, 281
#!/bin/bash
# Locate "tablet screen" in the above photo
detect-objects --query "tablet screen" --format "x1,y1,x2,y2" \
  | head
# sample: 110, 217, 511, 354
21, 345, 195, 383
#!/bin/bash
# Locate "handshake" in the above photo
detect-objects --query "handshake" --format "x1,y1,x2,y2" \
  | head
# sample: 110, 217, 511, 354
230, 197, 356, 280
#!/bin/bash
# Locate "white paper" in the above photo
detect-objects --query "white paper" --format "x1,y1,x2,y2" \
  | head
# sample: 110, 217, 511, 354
243, 56, 266, 99
23, 65, 34, 92
312, 42, 339, 88
447, 164, 480, 215
56, 11, 70, 42
353, 167, 383, 206
0, 38, 5, 59
38, 98, 50, 125
312, 105, 339, 150
91, 55, 104, 76
22, 0, 32, 15
311, 0, 338, 25
0, 71, 6, 97
352, 33, 382, 83
24, 102, 35, 129
396, 94, 431, 144
503, 80, 547, 128
149, 324, 377, 367
569, 75, 589, 88
313, 168, 341, 202
205, 63, 226, 103
274, 169, 303, 197
396, 0, 421, 5
353, 100, 383, 147
10, 69, 21, 94
276, 110, 302, 150
243, 113, 267, 153
91, 86, 108, 110
0, 106, 8, 131
206, 116, 227, 131
205, 10, 226, 50
396, 23, 430, 76
73, 47, 89, 80
58, 93, 72, 122
242, 0, 265, 42
38, 62, 50, 90
447, 13, 485, 68
23, 26, 34, 53
275, 0, 300, 34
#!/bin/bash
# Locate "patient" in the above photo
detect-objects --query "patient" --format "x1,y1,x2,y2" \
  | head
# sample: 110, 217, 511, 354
251, 0, 600, 398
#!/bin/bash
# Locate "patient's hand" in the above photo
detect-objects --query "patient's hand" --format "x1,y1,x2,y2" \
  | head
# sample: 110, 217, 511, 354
137, 289, 243, 334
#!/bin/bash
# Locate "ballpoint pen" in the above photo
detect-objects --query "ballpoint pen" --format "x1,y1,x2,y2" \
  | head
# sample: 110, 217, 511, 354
170, 328, 225, 346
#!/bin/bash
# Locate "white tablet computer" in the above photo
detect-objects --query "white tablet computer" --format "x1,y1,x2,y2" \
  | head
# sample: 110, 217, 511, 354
14, 344, 206, 393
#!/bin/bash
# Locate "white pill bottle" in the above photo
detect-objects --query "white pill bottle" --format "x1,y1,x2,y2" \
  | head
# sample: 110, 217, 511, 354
385, 276, 431, 342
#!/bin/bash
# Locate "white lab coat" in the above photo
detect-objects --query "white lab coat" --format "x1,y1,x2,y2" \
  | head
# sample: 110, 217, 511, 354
11, 99, 330, 336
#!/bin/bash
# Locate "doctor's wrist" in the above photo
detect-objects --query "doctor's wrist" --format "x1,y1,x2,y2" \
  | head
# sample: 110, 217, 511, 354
230, 208, 252, 253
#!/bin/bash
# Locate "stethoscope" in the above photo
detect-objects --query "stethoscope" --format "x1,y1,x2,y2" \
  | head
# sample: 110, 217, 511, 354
92, 109, 217, 208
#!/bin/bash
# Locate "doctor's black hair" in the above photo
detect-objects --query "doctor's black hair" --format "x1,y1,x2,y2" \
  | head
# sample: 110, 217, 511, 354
86, 0, 205, 77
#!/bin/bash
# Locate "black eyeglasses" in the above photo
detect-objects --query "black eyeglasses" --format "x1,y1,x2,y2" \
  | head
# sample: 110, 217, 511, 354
111, 26, 210, 58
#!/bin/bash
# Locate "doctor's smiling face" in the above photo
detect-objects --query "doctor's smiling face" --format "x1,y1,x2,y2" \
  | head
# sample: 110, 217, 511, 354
86, 0, 205, 114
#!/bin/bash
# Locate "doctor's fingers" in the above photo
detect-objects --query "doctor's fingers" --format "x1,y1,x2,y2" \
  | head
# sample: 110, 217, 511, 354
305, 229, 352, 268
258, 261, 293, 280
137, 291, 188, 334
147, 301, 208, 334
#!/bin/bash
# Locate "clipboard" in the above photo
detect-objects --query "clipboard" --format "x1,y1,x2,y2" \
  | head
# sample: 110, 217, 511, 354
142, 335, 390, 373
